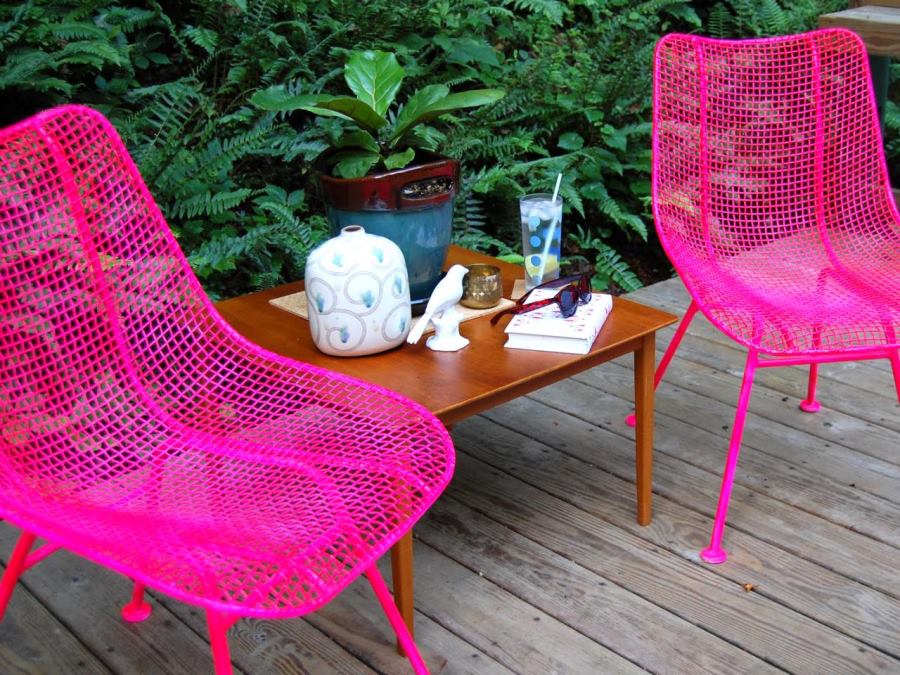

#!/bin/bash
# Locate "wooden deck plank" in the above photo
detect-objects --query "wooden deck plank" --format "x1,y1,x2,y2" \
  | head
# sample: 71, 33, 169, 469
0, 568, 111, 675
449, 420, 900, 672
160, 600, 379, 675
394, 541, 640, 674
2, 276, 897, 673
478, 396, 900, 657
307, 555, 515, 675
588, 356, 900, 502
639, 325, 900, 452
0, 525, 221, 675
416, 497, 776, 674
577, 360, 900, 533
633, 279, 900, 394
161, 548, 514, 675
634, 281, 900, 426
515, 373, 900, 592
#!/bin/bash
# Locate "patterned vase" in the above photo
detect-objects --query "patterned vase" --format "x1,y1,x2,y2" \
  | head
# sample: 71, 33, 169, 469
305, 225, 412, 356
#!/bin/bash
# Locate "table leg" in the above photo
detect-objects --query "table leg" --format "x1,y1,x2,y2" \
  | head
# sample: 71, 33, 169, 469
390, 530, 414, 655
634, 332, 656, 526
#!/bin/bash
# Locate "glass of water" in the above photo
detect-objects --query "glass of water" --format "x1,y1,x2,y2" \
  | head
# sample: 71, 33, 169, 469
519, 193, 563, 291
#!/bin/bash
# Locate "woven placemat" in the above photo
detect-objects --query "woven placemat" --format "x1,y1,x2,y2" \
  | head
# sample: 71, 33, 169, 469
270, 291, 516, 336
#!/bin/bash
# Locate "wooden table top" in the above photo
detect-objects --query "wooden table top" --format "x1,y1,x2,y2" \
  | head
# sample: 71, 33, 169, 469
216, 246, 678, 425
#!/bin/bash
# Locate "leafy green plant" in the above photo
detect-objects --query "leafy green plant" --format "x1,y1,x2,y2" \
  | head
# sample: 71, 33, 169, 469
0, 1, 336, 299
4, 0, 760, 299
251, 50, 504, 178
704, 0, 845, 38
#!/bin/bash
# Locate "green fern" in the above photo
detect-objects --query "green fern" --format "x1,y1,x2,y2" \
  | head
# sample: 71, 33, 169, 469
34, 21, 108, 41
184, 26, 219, 55
885, 101, 900, 132
708, 4, 730, 38
504, 0, 567, 25
758, 0, 788, 35
173, 189, 256, 219
0, 0, 714, 298
122, 81, 204, 181
595, 244, 643, 292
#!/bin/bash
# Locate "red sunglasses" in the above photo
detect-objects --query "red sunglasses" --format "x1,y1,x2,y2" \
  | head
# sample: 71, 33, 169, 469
491, 274, 592, 325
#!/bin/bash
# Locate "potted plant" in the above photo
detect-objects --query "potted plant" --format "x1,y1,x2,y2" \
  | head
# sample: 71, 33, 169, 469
251, 50, 503, 311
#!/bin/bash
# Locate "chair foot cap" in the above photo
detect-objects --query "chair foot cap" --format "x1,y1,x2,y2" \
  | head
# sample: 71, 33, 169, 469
700, 547, 728, 564
624, 413, 636, 427
799, 399, 821, 413
121, 602, 152, 623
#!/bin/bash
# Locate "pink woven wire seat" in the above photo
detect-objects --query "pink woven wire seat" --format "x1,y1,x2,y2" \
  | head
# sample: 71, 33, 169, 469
0, 105, 454, 673
650, 29, 900, 563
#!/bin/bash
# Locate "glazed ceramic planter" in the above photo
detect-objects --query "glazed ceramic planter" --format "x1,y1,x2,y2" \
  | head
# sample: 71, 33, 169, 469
318, 153, 459, 314
305, 226, 411, 356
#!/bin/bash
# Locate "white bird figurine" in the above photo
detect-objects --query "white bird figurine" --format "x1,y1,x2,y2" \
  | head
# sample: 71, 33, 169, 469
406, 264, 470, 351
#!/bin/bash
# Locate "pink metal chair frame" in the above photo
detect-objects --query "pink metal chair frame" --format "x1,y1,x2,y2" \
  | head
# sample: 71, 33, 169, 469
647, 29, 900, 563
0, 105, 455, 673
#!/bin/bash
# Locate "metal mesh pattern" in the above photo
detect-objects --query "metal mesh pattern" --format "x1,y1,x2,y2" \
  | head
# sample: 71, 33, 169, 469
653, 29, 900, 355
0, 105, 454, 618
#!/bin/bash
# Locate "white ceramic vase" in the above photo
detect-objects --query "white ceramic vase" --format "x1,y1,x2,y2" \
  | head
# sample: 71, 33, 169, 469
305, 225, 412, 356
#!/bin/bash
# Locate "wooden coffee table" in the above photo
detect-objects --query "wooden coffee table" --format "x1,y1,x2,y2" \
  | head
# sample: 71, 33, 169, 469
216, 245, 677, 642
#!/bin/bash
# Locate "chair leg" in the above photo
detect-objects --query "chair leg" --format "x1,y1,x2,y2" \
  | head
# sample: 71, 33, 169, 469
799, 363, 822, 413
891, 349, 900, 405
206, 609, 235, 675
121, 581, 153, 622
366, 565, 429, 675
701, 351, 758, 564
0, 531, 37, 621
626, 300, 699, 426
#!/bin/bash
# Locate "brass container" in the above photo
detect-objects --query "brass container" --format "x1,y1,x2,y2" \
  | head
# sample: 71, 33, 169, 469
461, 264, 502, 309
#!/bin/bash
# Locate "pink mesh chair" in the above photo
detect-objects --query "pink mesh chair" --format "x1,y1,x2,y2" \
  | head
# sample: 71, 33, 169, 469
650, 29, 900, 563
0, 105, 455, 673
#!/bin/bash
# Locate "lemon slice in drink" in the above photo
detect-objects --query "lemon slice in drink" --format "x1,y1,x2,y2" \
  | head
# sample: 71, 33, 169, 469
525, 254, 559, 281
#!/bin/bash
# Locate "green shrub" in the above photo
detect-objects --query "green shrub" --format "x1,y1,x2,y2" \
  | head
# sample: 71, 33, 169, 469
1, 0, 873, 298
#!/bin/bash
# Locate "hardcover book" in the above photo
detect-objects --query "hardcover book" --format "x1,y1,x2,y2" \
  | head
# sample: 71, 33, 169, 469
503, 289, 613, 354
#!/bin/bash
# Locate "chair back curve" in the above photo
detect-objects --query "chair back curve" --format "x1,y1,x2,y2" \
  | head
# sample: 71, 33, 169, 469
1, 104, 246, 448
653, 29, 900, 354
0, 106, 455, 619
0, 105, 207, 497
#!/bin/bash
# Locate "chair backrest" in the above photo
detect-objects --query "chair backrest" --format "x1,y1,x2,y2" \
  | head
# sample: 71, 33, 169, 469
652, 29, 898, 275
0, 106, 218, 494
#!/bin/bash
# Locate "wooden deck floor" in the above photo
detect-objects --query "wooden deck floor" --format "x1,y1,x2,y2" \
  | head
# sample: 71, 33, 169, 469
1, 277, 898, 674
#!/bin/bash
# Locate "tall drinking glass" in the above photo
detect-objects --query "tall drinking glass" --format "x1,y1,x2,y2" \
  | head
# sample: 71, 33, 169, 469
519, 193, 563, 290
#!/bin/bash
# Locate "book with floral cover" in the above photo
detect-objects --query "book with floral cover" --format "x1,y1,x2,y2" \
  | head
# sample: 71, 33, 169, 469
503, 289, 613, 354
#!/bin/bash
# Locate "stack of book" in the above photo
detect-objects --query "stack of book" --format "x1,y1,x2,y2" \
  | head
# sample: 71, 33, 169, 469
503, 289, 613, 354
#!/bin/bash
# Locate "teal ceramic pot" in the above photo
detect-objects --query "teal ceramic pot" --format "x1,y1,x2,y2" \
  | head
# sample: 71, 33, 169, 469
305, 226, 411, 356
318, 153, 459, 314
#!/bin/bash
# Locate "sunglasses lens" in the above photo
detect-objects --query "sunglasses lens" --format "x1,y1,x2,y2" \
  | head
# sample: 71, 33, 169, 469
579, 277, 592, 302
559, 287, 578, 317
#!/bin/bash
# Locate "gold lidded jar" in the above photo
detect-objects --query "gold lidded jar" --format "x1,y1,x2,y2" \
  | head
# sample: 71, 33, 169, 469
461, 264, 502, 309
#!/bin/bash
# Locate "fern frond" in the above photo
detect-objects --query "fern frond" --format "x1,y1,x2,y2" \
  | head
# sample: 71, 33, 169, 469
708, 3, 730, 38
598, 198, 648, 240
172, 188, 256, 219
35, 21, 108, 41
504, 0, 566, 25
57, 40, 126, 68
122, 81, 204, 180
0, 51, 69, 93
101, 7, 158, 32
759, 0, 788, 35
247, 0, 279, 32
0, 4, 36, 55
595, 244, 643, 292
885, 101, 900, 132
185, 26, 219, 55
